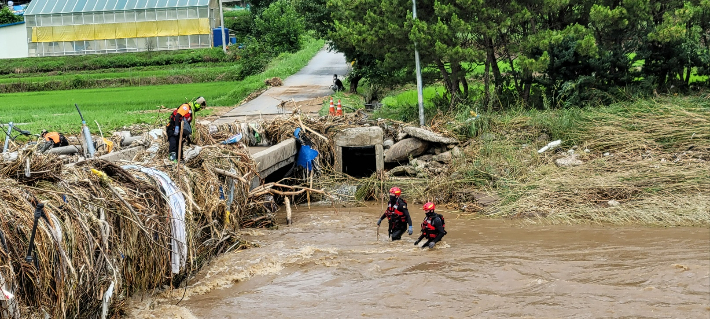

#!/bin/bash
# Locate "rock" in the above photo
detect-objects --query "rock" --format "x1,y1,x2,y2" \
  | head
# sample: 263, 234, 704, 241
434, 147, 443, 155
433, 151, 452, 163
608, 200, 620, 207
389, 165, 417, 177
447, 144, 455, 149
480, 133, 496, 141
417, 154, 434, 162
584, 149, 590, 153
410, 158, 426, 169
451, 146, 462, 158
402, 126, 458, 144
397, 132, 408, 141
555, 154, 583, 167
383, 139, 394, 148
385, 138, 429, 163
567, 149, 575, 154
537, 133, 549, 142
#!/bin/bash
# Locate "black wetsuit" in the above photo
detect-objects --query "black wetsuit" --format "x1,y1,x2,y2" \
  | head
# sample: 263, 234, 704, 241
416, 212, 446, 248
379, 197, 412, 241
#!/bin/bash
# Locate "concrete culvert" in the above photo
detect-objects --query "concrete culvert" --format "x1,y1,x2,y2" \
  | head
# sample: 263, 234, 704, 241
342, 146, 377, 177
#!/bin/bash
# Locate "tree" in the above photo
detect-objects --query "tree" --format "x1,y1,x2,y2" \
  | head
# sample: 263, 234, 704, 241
293, 0, 333, 37
253, 0, 305, 53
328, 0, 414, 93
0, 6, 23, 25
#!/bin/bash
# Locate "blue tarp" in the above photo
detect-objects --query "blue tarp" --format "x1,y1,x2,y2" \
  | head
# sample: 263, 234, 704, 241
296, 145, 318, 171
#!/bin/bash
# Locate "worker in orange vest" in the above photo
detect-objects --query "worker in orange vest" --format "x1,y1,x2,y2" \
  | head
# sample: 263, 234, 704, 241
39, 130, 69, 152
166, 96, 206, 162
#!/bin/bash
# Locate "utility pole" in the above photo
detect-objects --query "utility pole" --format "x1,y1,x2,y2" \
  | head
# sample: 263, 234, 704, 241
412, 0, 425, 127
218, 0, 227, 54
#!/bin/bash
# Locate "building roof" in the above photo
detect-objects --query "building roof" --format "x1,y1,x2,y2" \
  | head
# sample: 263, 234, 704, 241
25, 0, 210, 15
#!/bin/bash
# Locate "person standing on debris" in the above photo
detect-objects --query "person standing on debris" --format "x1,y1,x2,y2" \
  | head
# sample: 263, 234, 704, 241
38, 130, 69, 152
414, 202, 447, 249
166, 97, 206, 162
377, 187, 413, 241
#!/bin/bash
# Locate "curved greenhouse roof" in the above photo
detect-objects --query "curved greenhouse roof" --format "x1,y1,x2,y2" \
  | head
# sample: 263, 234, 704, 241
25, 0, 210, 15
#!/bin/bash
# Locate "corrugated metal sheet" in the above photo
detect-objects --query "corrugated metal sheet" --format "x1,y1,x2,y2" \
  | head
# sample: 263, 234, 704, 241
25, 0, 210, 15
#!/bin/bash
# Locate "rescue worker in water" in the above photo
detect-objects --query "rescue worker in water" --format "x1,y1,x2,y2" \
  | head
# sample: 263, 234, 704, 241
414, 202, 446, 249
376, 187, 413, 240
39, 130, 69, 152
166, 96, 206, 162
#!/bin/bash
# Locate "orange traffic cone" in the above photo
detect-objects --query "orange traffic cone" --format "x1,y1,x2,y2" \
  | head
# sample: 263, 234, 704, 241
329, 98, 335, 116
336, 99, 343, 116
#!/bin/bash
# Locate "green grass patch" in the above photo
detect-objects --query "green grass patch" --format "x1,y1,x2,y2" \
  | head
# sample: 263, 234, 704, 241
0, 48, 230, 75
317, 91, 366, 116
1, 38, 325, 136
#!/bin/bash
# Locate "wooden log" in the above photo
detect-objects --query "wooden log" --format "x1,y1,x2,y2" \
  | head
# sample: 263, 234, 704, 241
213, 168, 248, 184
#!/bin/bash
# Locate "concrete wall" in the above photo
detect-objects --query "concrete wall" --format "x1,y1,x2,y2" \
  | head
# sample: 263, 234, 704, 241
0, 22, 28, 59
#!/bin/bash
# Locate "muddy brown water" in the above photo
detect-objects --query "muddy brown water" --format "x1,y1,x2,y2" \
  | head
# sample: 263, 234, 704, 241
129, 204, 709, 318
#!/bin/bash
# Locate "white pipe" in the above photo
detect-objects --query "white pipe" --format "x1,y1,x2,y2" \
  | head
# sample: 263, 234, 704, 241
412, 0, 425, 127
218, 0, 227, 53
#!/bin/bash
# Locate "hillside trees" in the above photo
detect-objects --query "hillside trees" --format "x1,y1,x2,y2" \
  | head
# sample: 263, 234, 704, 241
327, 0, 710, 109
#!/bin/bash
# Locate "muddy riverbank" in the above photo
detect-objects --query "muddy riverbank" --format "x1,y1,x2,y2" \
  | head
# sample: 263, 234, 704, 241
128, 204, 710, 318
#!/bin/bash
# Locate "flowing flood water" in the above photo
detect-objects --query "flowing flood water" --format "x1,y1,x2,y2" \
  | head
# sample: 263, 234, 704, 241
129, 204, 710, 318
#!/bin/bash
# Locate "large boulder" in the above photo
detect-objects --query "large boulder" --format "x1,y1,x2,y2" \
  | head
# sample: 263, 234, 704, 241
402, 126, 458, 144
385, 138, 429, 163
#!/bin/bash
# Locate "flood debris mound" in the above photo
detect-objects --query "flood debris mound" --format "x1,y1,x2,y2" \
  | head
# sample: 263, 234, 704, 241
0, 122, 313, 318
264, 77, 283, 87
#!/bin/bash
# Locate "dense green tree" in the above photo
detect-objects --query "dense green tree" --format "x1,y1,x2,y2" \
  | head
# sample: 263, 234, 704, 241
0, 6, 23, 25
253, 0, 305, 53
293, 0, 333, 37
327, 0, 710, 111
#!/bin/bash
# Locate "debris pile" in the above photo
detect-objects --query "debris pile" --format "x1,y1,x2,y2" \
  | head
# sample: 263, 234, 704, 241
264, 77, 283, 87
0, 122, 306, 318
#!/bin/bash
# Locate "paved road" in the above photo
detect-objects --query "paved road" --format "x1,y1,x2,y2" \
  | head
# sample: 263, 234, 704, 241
213, 47, 349, 125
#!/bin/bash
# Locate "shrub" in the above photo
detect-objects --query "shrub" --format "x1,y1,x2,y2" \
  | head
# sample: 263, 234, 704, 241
0, 6, 22, 25
224, 10, 253, 40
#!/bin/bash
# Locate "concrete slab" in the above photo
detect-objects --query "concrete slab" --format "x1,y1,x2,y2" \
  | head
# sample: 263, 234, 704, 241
251, 138, 297, 173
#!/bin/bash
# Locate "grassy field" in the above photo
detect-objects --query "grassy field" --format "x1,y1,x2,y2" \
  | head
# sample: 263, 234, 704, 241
2, 38, 325, 135
468, 95, 710, 226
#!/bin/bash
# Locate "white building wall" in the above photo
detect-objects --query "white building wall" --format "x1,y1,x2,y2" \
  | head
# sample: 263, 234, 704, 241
0, 22, 28, 59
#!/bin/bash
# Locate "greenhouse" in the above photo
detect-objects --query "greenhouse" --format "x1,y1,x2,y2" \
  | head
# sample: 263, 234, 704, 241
23, 0, 220, 57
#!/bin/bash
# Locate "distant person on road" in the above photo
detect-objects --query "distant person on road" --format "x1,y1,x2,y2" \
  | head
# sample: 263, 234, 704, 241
38, 130, 69, 153
414, 202, 447, 249
166, 96, 206, 162
332, 74, 344, 92
377, 187, 413, 241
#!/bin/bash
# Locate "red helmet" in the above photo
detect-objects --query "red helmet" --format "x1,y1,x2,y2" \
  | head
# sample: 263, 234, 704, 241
389, 187, 401, 196
423, 202, 435, 212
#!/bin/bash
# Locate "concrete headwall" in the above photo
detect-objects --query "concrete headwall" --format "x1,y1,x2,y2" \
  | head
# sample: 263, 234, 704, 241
0, 22, 28, 59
